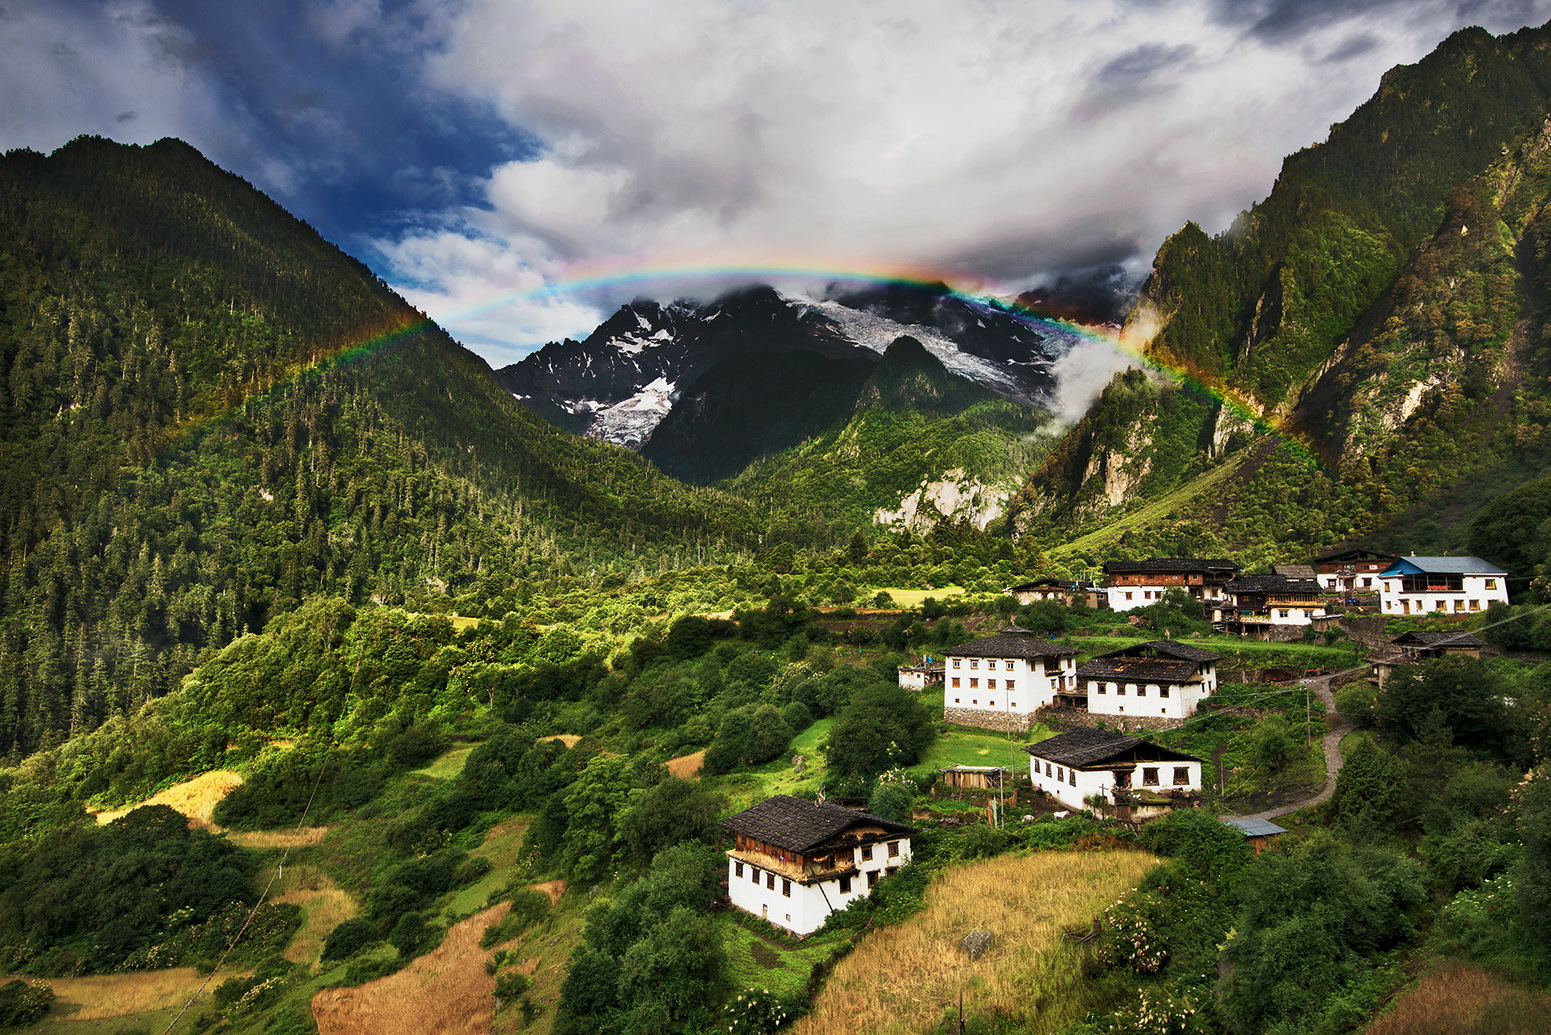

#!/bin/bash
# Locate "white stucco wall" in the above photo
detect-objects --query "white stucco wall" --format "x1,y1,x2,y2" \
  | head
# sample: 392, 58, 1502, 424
1379, 573, 1508, 616
1027, 756, 1203, 811
1083, 663, 1216, 721
945, 655, 1074, 718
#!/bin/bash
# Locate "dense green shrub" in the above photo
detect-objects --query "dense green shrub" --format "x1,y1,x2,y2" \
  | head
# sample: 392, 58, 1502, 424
0, 979, 53, 1028
321, 917, 379, 962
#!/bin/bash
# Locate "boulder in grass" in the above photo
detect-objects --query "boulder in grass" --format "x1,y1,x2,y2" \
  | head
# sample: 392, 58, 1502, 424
961, 930, 994, 960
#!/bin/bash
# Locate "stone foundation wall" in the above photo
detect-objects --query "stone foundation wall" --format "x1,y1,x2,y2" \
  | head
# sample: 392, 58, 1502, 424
943, 707, 1038, 734
1035, 706, 1184, 733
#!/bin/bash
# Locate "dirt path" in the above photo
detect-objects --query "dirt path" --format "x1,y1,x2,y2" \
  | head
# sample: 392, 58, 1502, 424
1222, 675, 1354, 824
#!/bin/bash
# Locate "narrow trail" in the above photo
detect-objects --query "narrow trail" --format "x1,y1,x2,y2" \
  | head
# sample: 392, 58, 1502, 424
1221, 675, 1354, 824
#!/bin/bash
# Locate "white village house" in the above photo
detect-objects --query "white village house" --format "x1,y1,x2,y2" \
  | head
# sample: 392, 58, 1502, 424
941, 625, 1079, 733
1211, 573, 1332, 639
1101, 558, 1240, 612
1026, 727, 1206, 815
721, 795, 916, 937
1074, 640, 1221, 729
1376, 556, 1508, 616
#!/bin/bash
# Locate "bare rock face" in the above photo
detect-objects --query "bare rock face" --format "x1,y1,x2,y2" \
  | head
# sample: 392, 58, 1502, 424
875, 468, 1013, 531
961, 930, 995, 960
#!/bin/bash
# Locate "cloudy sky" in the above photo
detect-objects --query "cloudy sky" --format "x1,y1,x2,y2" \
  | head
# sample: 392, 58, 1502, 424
4, 0, 1551, 366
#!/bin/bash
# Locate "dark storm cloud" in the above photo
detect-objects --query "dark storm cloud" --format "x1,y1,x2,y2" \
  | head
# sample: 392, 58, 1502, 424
1323, 33, 1384, 62
1095, 43, 1199, 89
0, 0, 533, 262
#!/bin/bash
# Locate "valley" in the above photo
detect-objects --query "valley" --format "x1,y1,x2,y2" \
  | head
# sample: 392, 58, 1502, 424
4, 16, 1551, 1035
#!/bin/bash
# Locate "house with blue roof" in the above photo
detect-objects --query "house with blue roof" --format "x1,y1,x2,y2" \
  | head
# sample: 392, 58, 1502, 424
1376, 556, 1508, 616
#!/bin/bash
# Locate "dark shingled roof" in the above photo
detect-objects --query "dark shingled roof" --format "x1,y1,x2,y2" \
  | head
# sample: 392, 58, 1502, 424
943, 626, 1078, 660
1273, 564, 1316, 577
1225, 574, 1322, 594
1391, 630, 1487, 648
1095, 640, 1221, 663
1314, 547, 1398, 564
1103, 557, 1239, 576
1025, 728, 1204, 767
720, 795, 915, 853
1004, 579, 1081, 592
1077, 658, 1203, 683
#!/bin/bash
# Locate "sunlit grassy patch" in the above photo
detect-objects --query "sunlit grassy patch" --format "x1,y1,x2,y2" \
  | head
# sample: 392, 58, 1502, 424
411, 744, 476, 780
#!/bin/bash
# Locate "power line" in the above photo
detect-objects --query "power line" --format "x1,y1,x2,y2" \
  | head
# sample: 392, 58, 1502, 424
160, 753, 332, 1034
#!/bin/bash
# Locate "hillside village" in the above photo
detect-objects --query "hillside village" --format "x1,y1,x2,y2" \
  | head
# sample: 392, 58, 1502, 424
717, 545, 1520, 942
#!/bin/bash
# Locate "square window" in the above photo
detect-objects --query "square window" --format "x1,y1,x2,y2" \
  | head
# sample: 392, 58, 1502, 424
1006, 680, 1015, 691
1118, 685, 1126, 695
1486, 579, 1497, 590
951, 677, 960, 688
1137, 685, 1146, 697
1142, 767, 1159, 786
867, 870, 880, 888
1173, 767, 1189, 785
952, 658, 961, 668
839, 875, 852, 894
970, 659, 979, 669
1159, 686, 1170, 698
1097, 684, 1107, 694
861, 845, 873, 862
887, 841, 900, 858
988, 679, 997, 689
969, 678, 978, 689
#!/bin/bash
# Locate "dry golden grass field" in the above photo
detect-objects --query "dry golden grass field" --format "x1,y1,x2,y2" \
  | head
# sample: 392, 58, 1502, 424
36, 966, 243, 1024
1366, 964, 1551, 1035
226, 826, 332, 849
666, 749, 705, 780
92, 769, 244, 830
791, 848, 1157, 1035
312, 902, 509, 1035
272, 863, 359, 966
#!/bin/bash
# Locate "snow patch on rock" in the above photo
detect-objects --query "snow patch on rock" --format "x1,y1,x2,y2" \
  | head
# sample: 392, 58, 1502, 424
799, 299, 1025, 395
587, 377, 677, 447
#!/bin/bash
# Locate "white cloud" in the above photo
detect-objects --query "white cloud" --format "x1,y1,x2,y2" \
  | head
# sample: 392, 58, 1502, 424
0, 0, 229, 154
377, 0, 1551, 358
372, 228, 604, 367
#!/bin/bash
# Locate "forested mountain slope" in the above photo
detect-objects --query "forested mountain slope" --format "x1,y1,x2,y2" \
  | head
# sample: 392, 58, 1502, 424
1008, 21, 1551, 566
0, 136, 761, 756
